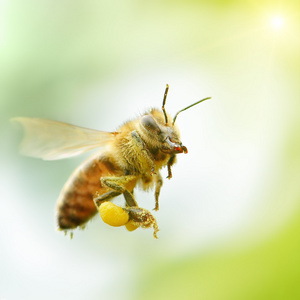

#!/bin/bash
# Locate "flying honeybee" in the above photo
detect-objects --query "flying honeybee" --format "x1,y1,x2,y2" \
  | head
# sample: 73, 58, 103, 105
13, 85, 210, 238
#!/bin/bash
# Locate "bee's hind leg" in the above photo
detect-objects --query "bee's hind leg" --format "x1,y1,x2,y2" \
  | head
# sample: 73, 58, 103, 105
94, 175, 138, 208
96, 175, 159, 238
93, 190, 121, 208
123, 190, 159, 239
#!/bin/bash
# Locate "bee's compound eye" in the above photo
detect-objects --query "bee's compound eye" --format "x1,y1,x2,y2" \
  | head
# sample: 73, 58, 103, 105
99, 202, 129, 227
141, 115, 161, 134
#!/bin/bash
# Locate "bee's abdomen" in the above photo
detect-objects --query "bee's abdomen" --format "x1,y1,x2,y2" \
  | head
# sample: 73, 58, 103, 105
56, 154, 121, 230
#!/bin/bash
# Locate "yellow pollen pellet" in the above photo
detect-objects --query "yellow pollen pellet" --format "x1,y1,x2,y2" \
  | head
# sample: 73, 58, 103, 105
125, 220, 140, 232
99, 202, 129, 227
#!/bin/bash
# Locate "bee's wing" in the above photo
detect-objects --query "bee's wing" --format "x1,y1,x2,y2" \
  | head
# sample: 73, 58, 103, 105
12, 117, 117, 160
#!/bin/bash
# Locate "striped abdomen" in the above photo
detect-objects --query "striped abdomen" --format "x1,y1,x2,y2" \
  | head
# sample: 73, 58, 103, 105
56, 153, 123, 230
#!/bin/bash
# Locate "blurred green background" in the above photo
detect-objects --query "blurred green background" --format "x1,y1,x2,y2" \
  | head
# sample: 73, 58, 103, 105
1, 0, 300, 299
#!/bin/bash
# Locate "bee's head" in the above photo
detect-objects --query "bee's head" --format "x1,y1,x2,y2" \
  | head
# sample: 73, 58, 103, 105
139, 84, 210, 155
140, 109, 187, 154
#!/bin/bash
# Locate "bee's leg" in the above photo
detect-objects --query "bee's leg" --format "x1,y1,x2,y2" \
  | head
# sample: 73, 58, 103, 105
123, 189, 138, 207
101, 175, 138, 206
167, 163, 172, 179
166, 154, 177, 179
154, 172, 163, 211
124, 206, 159, 239
123, 190, 159, 238
100, 175, 159, 238
101, 175, 137, 192
93, 190, 121, 208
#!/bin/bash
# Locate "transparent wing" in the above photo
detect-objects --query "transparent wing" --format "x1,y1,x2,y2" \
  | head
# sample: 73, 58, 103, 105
12, 117, 117, 160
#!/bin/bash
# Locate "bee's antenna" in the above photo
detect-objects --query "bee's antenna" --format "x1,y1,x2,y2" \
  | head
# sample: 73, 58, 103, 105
172, 97, 211, 125
162, 84, 169, 125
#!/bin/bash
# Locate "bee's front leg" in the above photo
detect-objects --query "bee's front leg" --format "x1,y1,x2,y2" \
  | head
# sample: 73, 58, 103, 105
154, 172, 163, 211
166, 154, 177, 179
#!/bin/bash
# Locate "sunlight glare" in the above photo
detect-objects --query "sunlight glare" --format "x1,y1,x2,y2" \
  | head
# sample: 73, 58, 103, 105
270, 15, 285, 30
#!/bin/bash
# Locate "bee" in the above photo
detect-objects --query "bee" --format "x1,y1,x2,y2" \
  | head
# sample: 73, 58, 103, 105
13, 85, 210, 238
